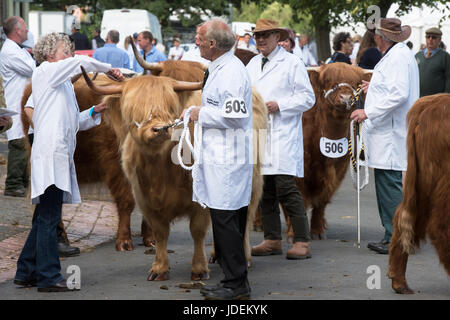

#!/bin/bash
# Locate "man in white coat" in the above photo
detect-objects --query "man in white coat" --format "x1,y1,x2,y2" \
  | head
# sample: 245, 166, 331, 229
180, 18, 253, 300
246, 19, 316, 259
13, 32, 123, 292
350, 18, 420, 254
0, 16, 36, 197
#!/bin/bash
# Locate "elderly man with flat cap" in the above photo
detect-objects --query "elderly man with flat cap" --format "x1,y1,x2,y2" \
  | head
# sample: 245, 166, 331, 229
246, 19, 315, 260
415, 27, 450, 97
350, 18, 420, 254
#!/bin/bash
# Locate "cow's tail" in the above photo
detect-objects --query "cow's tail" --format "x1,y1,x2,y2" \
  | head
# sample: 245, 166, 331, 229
396, 102, 424, 255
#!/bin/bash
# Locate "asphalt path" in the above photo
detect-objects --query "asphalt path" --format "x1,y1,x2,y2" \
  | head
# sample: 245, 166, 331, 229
0, 171, 448, 302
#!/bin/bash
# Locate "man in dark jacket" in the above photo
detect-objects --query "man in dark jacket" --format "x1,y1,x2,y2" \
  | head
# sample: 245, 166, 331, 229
415, 27, 450, 97
71, 24, 91, 50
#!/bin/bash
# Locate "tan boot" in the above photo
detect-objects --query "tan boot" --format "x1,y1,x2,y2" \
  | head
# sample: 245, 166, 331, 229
286, 242, 311, 260
251, 239, 282, 256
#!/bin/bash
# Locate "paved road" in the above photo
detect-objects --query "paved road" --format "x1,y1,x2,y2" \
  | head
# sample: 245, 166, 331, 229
0, 161, 448, 300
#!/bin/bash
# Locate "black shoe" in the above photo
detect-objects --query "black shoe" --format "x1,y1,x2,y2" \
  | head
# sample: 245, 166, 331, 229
4, 188, 26, 197
14, 279, 37, 287
38, 279, 75, 292
200, 283, 223, 296
58, 241, 81, 257
204, 284, 251, 300
368, 239, 390, 254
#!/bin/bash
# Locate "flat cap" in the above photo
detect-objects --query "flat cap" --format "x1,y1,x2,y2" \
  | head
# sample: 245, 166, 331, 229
425, 27, 442, 36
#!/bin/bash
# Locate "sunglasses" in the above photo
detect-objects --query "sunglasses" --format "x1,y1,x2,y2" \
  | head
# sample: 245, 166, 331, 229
426, 35, 440, 40
254, 31, 277, 39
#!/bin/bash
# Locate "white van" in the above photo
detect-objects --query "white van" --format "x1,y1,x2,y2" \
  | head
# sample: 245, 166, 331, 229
100, 9, 162, 49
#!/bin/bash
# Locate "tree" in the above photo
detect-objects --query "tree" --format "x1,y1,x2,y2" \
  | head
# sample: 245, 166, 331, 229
281, 0, 450, 62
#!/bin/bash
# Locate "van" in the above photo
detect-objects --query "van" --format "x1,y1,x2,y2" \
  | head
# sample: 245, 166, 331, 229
232, 21, 255, 37
100, 9, 162, 49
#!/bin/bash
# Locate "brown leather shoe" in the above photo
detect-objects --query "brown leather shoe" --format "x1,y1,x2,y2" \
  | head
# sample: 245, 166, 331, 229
251, 240, 282, 256
286, 242, 311, 260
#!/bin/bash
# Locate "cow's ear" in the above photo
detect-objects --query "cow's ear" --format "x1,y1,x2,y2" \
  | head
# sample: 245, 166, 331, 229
362, 70, 373, 82
307, 69, 320, 89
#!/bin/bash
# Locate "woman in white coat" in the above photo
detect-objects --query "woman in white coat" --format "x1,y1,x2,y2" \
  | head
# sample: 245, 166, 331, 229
350, 18, 420, 254
14, 32, 123, 292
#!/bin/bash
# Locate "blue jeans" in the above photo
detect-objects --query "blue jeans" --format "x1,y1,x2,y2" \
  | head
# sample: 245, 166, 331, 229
15, 185, 64, 287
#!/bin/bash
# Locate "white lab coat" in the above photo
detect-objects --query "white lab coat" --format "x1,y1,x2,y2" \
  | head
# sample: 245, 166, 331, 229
0, 38, 36, 141
30, 55, 111, 204
293, 39, 317, 67
364, 42, 420, 171
246, 46, 315, 177
196, 50, 253, 210
168, 46, 185, 60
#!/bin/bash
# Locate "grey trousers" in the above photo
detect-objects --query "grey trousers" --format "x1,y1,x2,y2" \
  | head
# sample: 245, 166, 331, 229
5, 138, 28, 192
260, 175, 310, 243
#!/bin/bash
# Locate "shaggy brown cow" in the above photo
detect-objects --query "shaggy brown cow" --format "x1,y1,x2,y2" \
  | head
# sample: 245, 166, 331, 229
299, 63, 372, 239
234, 48, 257, 66
83, 68, 266, 279
387, 93, 450, 294
133, 50, 267, 265
254, 63, 371, 240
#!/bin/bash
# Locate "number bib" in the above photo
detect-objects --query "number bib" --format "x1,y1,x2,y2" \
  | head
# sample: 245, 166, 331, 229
222, 97, 249, 118
320, 137, 348, 158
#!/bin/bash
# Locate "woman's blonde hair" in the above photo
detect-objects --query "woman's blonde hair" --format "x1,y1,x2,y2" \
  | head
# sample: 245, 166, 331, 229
33, 32, 72, 64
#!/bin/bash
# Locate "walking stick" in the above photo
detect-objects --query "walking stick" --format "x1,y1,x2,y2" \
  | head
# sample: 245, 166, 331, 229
356, 120, 361, 248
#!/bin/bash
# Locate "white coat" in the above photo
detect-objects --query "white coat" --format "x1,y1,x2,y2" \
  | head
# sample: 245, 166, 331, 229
246, 46, 315, 177
364, 42, 420, 171
0, 38, 36, 141
196, 50, 253, 210
30, 55, 111, 204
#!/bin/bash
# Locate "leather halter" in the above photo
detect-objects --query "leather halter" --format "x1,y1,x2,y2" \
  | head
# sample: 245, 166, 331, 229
323, 83, 357, 111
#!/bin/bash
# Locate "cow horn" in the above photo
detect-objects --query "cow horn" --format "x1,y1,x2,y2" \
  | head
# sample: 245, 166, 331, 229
71, 72, 97, 84
80, 66, 123, 95
172, 80, 203, 92
130, 38, 163, 73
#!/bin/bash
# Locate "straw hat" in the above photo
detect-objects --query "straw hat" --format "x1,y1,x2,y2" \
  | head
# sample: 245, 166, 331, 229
247, 19, 288, 41
370, 18, 411, 43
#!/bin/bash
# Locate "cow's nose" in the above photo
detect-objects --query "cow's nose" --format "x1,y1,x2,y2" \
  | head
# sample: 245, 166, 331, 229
340, 93, 352, 103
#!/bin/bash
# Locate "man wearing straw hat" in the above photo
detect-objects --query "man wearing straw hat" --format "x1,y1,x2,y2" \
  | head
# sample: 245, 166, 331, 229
350, 18, 420, 254
246, 19, 315, 260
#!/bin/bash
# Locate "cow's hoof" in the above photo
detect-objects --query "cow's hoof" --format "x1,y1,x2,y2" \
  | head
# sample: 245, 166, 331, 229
208, 255, 218, 264
143, 238, 155, 248
116, 239, 134, 251
191, 272, 209, 281
147, 271, 170, 281
393, 285, 414, 294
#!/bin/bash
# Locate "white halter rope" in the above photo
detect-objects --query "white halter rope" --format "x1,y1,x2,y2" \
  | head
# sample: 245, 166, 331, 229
349, 120, 369, 190
176, 106, 206, 209
324, 83, 357, 110
135, 113, 153, 129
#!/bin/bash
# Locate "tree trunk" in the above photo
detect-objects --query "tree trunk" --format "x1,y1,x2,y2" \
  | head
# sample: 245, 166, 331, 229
378, 0, 393, 18
315, 20, 331, 63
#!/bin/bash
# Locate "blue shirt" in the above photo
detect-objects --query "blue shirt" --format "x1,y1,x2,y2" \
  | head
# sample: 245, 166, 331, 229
423, 47, 440, 58
132, 46, 167, 73
93, 44, 130, 69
